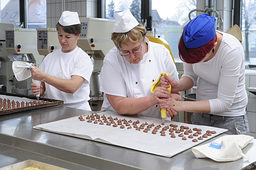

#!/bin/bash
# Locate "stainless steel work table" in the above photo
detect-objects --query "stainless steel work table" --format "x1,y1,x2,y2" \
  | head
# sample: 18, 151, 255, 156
0, 105, 255, 170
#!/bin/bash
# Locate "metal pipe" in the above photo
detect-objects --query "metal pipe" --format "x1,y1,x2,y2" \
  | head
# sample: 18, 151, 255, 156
188, 7, 223, 30
19, 0, 28, 28
234, 0, 241, 27
141, 0, 152, 31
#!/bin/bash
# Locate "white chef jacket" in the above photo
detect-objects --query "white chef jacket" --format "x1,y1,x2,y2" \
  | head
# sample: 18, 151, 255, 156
40, 46, 93, 110
100, 41, 179, 118
182, 32, 248, 117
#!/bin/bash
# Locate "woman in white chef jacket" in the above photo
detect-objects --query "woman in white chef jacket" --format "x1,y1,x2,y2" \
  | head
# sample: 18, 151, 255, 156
30, 11, 93, 111
161, 14, 249, 134
100, 10, 179, 118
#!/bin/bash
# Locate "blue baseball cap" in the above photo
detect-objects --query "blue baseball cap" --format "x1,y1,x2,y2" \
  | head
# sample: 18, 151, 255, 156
183, 13, 216, 48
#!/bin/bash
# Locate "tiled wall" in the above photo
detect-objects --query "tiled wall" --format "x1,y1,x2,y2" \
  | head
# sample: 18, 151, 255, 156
47, 0, 97, 28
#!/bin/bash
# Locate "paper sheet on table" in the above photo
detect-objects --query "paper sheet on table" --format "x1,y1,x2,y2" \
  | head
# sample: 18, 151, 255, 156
34, 111, 227, 157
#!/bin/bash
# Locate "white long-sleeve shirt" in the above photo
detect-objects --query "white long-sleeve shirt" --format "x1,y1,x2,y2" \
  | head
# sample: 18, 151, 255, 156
183, 32, 248, 117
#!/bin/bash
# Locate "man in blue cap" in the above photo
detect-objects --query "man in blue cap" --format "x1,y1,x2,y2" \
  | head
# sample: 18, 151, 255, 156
160, 13, 248, 134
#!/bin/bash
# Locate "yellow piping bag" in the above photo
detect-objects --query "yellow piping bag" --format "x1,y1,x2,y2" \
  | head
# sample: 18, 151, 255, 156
151, 73, 171, 121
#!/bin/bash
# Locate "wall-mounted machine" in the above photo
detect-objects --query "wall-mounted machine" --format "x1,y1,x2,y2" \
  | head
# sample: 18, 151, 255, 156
0, 23, 14, 93
78, 17, 115, 57
6, 28, 45, 65
37, 28, 61, 55
5, 28, 45, 95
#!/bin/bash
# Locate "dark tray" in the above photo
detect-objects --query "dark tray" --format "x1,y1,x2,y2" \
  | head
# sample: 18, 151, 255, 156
0, 92, 64, 116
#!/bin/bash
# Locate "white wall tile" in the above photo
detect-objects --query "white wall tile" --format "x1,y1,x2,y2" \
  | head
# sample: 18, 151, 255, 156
47, 18, 51, 28
81, 1, 86, 17
66, 2, 71, 11
47, 0, 97, 26
74, 2, 79, 13
47, 3, 51, 19
50, 0, 56, 4
55, 3, 62, 18
51, 3, 56, 19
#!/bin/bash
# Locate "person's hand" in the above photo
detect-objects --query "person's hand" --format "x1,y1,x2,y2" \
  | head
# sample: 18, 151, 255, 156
159, 97, 177, 120
31, 82, 40, 96
161, 74, 180, 94
152, 86, 170, 104
30, 65, 45, 81
31, 82, 45, 96
159, 93, 181, 119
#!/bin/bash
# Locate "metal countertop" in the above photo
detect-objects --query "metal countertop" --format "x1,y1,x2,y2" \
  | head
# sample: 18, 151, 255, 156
0, 143, 94, 170
0, 105, 255, 170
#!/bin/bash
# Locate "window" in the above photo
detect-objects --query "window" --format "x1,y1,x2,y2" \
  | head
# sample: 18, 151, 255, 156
241, 0, 256, 65
1, 0, 46, 28
27, 0, 46, 28
105, 0, 196, 60
152, 0, 196, 60
105, 0, 141, 22
1, 0, 20, 27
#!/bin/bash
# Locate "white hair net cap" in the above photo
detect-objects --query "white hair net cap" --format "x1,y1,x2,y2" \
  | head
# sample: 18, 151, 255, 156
59, 11, 80, 26
113, 10, 139, 33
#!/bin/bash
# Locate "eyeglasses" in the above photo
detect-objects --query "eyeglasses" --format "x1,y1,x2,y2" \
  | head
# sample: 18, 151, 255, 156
119, 43, 143, 57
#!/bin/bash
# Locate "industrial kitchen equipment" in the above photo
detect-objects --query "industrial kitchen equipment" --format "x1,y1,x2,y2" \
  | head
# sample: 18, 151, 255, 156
0, 23, 14, 93
5, 28, 45, 95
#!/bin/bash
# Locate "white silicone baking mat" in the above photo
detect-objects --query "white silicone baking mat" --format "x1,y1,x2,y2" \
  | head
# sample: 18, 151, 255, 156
34, 111, 227, 157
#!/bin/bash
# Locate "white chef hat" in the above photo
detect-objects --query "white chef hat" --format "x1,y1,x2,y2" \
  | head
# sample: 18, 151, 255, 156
113, 10, 139, 33
59, 11, 81, 26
